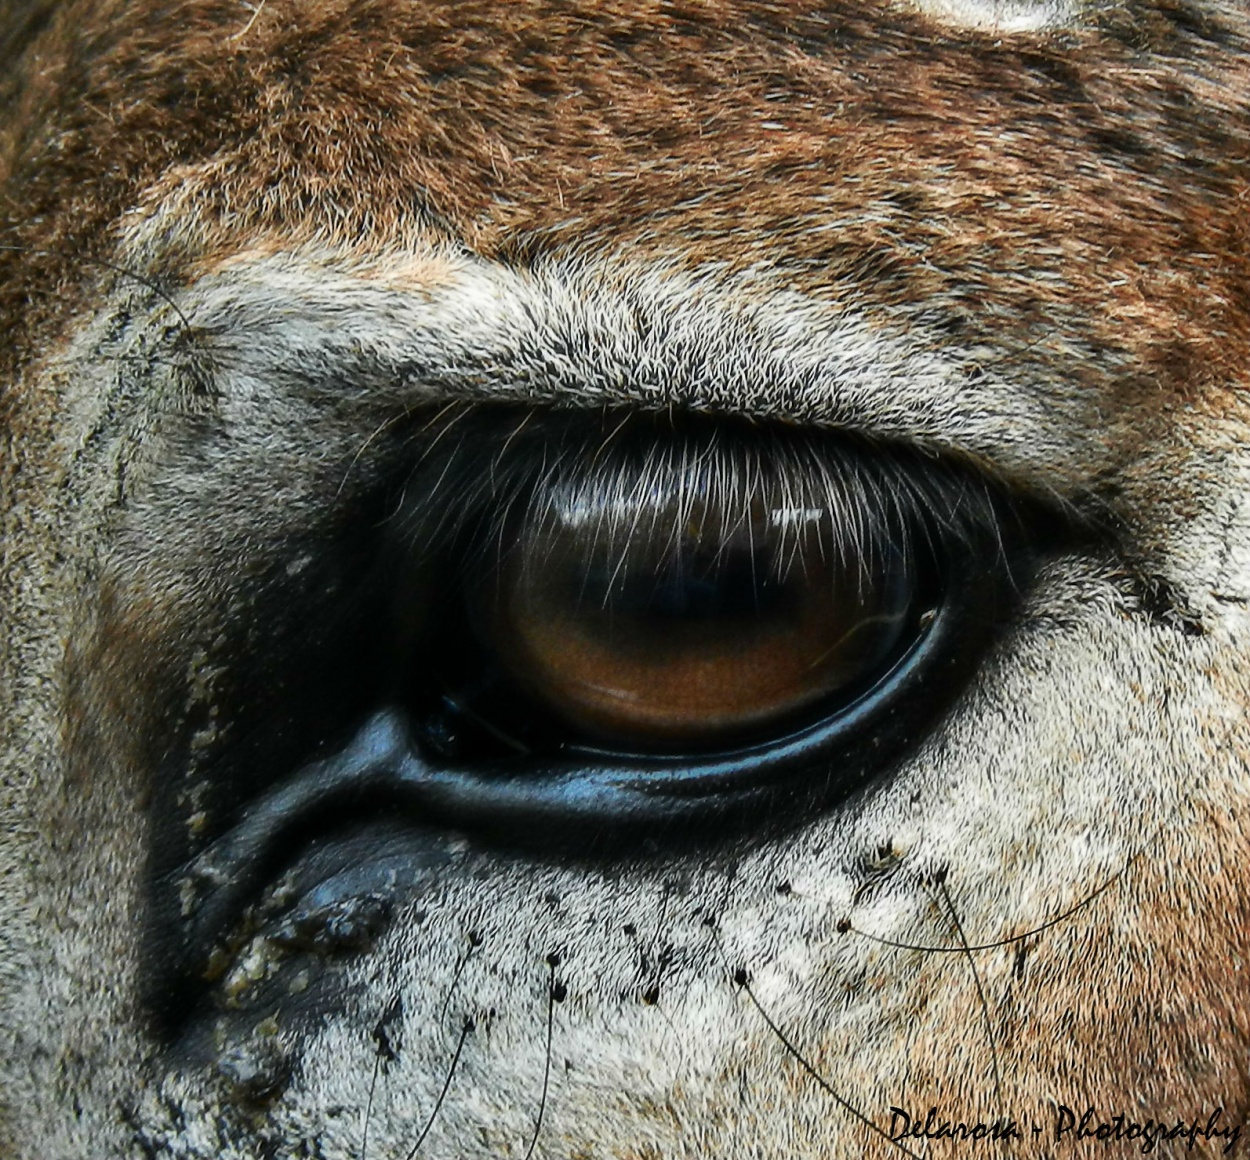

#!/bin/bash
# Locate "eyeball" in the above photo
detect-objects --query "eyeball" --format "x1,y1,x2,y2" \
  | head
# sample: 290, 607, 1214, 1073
474, 450, 919, 748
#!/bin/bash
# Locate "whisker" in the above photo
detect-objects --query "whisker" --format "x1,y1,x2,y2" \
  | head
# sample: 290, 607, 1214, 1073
400, 1017, 475, 1160
836, 849, 1138, 954
0, 244, 197, 336
361, 991, 403, 1160
361, 1052, 381, 1160
705, 921, 920, 1160
438, 931, 482, 1025
522, 953, 563, 1160
228, 0, 267, 41
491, 410, 537, 499
932, 872, 1007, 1140
337, 409, 411, 499
411, 401, 475, 470
414, 399, 471, 440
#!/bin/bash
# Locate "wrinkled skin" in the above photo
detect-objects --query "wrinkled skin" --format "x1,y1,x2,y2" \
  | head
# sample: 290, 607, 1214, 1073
2, 1, 1250, 1157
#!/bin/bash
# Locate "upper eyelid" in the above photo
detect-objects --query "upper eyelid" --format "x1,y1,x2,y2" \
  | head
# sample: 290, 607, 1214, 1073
93, 247, 1085, 500
395, 408, 1016, 583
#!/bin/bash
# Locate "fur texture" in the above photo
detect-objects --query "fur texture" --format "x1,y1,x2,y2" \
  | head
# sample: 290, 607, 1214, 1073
2, 1, 1250, 1158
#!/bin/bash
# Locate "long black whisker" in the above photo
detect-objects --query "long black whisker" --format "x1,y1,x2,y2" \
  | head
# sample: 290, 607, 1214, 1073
933, 874, 1007, 1140
401, 1016, 474, 1160
706, 923, 920, 1160
839, 851, 1136, 954
522, 955, 560, 1160
361, 990, 403, 1160
0, 244, 196, 335
438, 931, 481, 1025
361, 1050, 382, 1160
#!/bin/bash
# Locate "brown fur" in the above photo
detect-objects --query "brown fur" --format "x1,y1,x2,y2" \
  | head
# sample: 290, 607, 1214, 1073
3, 1, 1249, 396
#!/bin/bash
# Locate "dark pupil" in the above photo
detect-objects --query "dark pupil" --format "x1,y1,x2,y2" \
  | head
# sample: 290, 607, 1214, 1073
579, 548, 785, 623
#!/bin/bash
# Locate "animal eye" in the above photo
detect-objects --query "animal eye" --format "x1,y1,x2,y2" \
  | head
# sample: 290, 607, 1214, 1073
484, 498, 910, 747
459, 442, 917, 750
394, 408, 1023, 786
158, 407, 1038, 1018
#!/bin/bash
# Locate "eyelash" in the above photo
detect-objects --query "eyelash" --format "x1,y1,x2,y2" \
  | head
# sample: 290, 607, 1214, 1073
396, 405, 1008, 587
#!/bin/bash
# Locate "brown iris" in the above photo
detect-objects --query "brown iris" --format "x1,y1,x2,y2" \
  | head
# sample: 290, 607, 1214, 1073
479, 488, 914, 748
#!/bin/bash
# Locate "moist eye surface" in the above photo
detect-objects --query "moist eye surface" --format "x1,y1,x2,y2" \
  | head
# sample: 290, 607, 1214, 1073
404, 409, 984, 760
486, 517, 911, 746
465, 430, 917, 748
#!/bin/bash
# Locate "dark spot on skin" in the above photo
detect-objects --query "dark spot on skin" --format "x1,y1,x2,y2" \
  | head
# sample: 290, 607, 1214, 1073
849, 881, 873, 905
732, 967, 750, 987
775, 880, 792, 896
1013, 942, 1031, 981
836, 918, 851, 933
546, 950, 562, 968
622, 923, 637, 937
371, 993, 403, 1065
852, 840, 904, 906
468, 930, 484, 948
552, 981, 568, 1003
1132, 572, 1205, 636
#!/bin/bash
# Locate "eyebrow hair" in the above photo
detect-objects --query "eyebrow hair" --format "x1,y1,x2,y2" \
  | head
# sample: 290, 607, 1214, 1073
157, 247, 1091, 496
910, 0, 1079, 33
